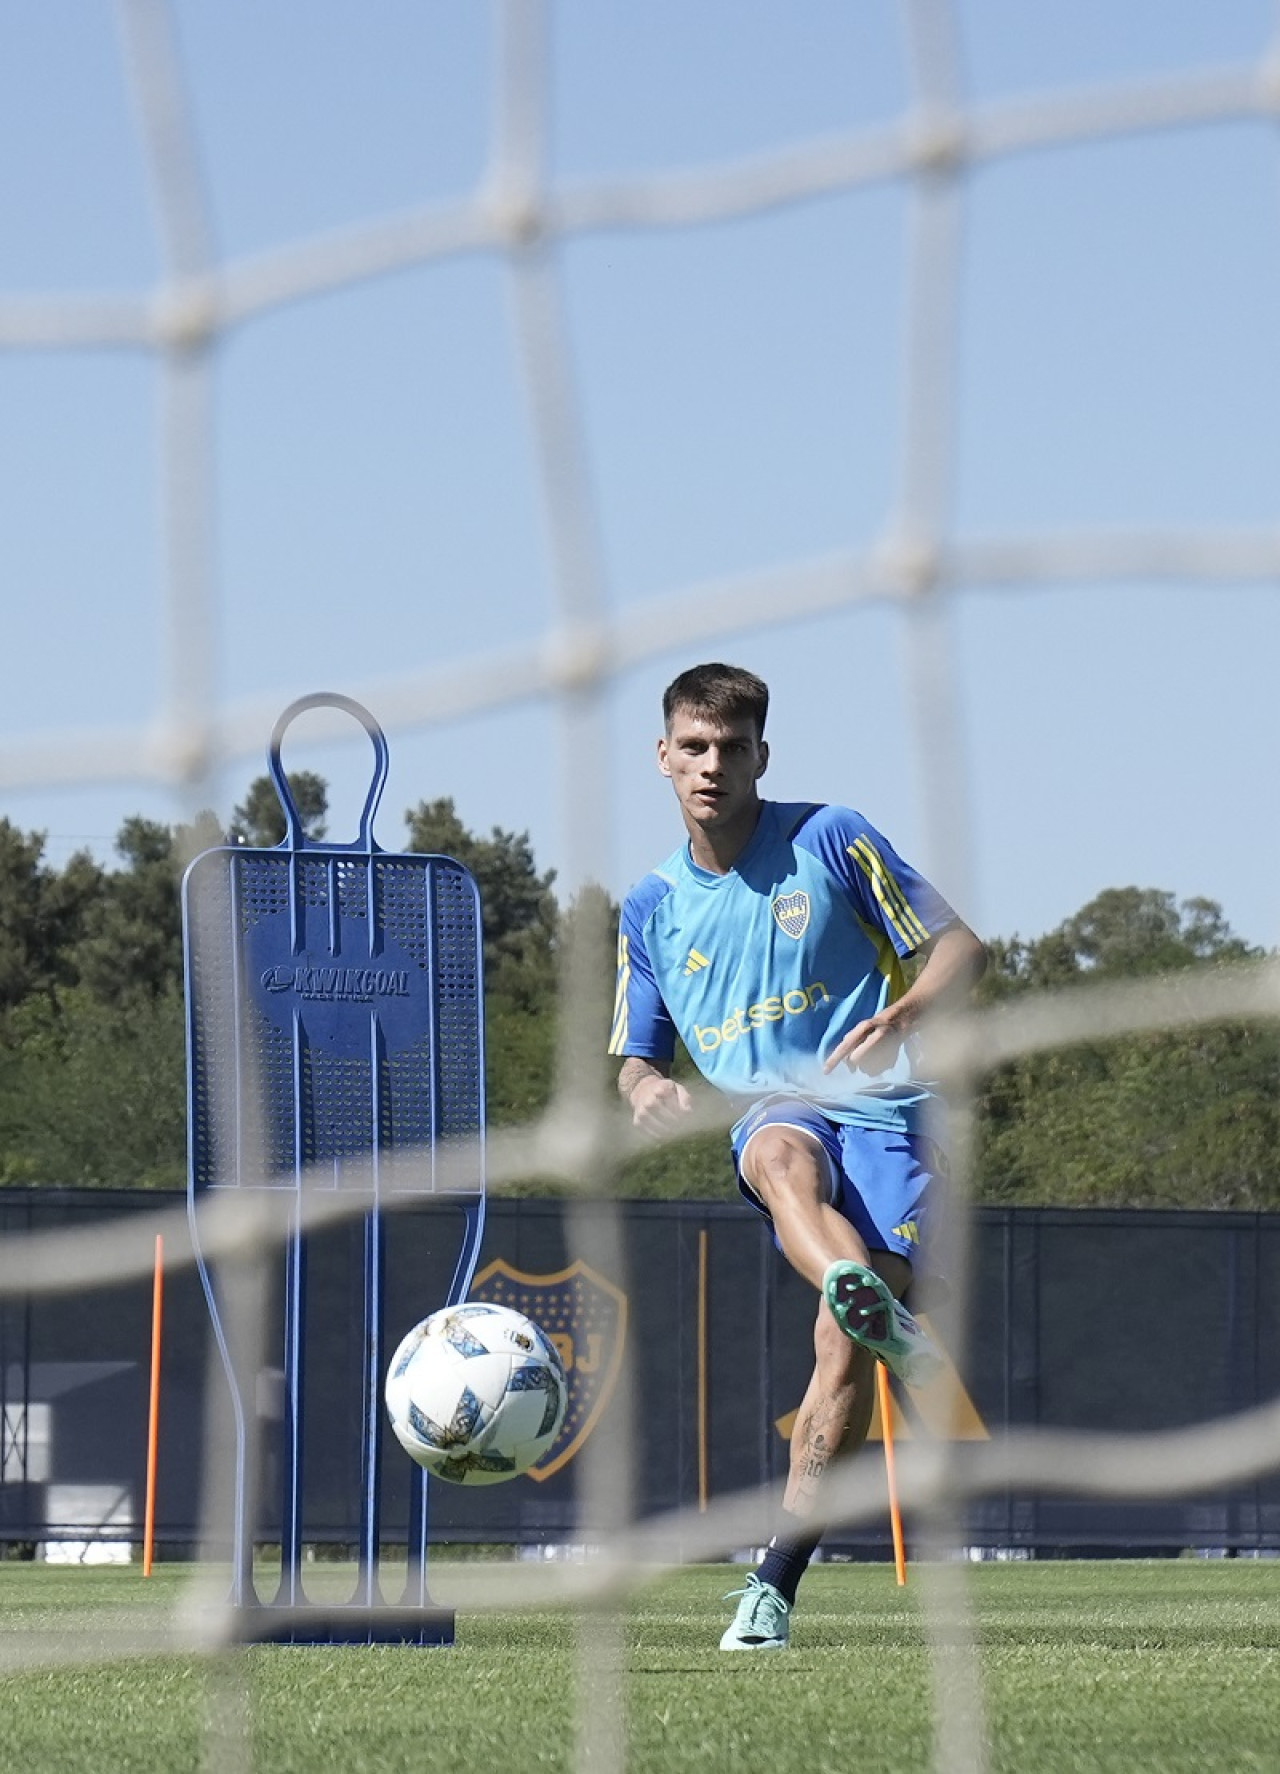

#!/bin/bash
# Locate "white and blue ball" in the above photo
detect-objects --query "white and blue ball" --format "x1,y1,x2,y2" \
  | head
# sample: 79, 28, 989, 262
385, 1302, 568, 1486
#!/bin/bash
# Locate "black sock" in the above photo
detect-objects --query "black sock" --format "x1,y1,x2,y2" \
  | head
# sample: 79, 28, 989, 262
756, 1511, 823, 1605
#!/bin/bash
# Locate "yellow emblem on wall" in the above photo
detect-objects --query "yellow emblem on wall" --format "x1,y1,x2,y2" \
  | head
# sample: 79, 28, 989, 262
470, 1257, 628, 1480
774, 1316, 988, 1443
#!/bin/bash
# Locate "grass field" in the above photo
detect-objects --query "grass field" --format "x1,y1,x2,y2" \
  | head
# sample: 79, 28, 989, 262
0, 1558, 1277, 1772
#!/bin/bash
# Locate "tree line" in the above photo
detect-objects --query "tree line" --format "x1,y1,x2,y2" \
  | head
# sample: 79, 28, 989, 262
0, 782, 1275, 1208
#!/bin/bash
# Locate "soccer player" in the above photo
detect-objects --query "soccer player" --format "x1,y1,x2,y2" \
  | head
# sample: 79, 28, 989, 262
610, 662, 986, 1650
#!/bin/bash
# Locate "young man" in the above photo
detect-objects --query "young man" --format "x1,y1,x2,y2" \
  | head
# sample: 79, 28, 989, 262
610, 662, 985, 1650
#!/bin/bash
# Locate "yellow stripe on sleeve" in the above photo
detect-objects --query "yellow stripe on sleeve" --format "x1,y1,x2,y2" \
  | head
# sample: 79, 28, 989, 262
850, 837, 921, 950
852, 912, 909, 1002
608, 933, 630, 1054
848, 837, 930, 950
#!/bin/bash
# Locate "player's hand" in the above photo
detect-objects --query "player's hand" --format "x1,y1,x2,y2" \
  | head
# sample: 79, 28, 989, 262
628, 1074, 694, 1135
823, 1011, 905, 1076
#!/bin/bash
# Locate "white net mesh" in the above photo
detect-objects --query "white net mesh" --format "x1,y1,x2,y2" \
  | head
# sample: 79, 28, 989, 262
3, 3, 1280, 1769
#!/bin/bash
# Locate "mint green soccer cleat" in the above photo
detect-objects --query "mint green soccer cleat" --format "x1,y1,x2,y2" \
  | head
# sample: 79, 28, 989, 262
822, 1259, 945, 1389
719, 1573, 791, 1650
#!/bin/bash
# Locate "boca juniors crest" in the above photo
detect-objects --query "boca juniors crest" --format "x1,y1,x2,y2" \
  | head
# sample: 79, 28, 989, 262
771, 891, 810, 939
469, 1258, 628, 1480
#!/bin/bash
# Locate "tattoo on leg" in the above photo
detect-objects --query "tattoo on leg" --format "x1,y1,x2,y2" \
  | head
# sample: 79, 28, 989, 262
802, 1431, 831, 1483
791, 1387, 861, 1509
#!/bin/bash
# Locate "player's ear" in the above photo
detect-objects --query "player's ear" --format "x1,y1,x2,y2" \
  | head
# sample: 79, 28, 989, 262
756, 739, 769, 779
657, 736, 672, 777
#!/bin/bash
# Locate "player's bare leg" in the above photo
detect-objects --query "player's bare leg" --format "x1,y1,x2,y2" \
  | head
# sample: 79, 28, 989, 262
722, 1123, 941, 1647
785, 1308, 877, 1518
742, 1124, 940, 1388
721, 1298, 879, 1650
740, 1124, 871, 1287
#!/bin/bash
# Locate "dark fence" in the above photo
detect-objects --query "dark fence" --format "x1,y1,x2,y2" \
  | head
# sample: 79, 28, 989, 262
2, 1191, 1278, 1555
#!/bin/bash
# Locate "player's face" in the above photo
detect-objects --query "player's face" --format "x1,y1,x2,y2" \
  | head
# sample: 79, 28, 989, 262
658, 709, 768, 851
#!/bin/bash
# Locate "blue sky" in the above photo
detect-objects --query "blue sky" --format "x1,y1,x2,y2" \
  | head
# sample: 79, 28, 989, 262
3, 2, 1280, 951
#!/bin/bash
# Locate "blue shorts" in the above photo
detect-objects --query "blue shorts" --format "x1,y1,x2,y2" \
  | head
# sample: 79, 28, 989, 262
729, 1097, 945, 1269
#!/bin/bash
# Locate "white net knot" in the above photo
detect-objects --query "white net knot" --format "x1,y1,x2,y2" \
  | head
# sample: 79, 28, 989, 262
874, 532, 943, 600
532, 1100, 613, 1185
905, 110, 969, 177
144, 716, 213, 787
545, 625, 610, 693
148, 274, 223, 352
486, 176, 547, 249
1256, 49, 1280, 116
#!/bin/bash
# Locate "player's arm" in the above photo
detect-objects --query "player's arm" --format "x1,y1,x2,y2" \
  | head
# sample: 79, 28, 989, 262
610, 880, 693, 1134
618, 1055, 694, 1135
823, 919, 987, 1075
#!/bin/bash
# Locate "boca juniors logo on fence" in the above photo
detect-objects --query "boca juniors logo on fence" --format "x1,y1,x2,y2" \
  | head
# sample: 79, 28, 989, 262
469, 1258, 628, 1480
771, 891, 810, 939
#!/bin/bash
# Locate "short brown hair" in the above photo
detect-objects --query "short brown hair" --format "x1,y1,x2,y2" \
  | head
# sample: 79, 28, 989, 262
662, 663, 769, 739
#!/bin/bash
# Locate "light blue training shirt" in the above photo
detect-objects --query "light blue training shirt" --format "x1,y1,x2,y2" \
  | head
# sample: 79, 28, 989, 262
608, 800, 958, 1133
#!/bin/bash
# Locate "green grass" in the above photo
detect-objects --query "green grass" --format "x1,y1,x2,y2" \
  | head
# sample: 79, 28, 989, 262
0, 1559, 1278, 1772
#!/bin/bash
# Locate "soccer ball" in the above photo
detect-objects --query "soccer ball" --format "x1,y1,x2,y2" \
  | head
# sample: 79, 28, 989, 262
385, 1302, 568, 1485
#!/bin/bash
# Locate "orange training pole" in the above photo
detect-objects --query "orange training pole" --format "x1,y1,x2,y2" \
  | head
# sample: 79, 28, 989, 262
696, 1228, 709, 1512
143, 1233, 163, 1576
877, 1361, 907, 1586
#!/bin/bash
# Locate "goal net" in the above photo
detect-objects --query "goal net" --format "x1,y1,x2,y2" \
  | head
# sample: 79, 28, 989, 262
2, 3, 1279, 1769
